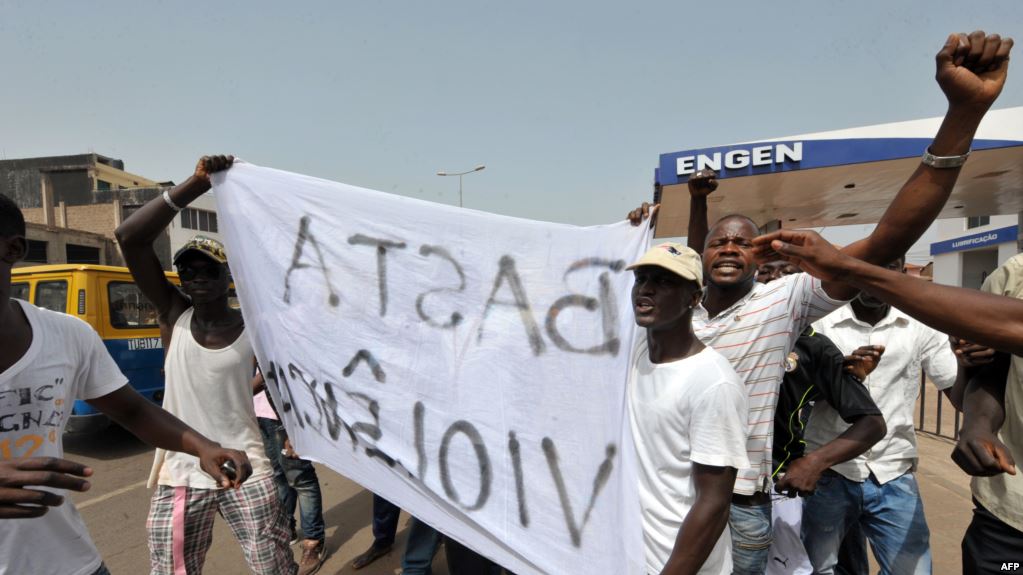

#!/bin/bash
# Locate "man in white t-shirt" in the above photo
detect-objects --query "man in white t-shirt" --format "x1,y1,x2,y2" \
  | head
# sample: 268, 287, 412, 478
627, 242, 749, 574
117, 156, 297, 575
0, 194, 252, 575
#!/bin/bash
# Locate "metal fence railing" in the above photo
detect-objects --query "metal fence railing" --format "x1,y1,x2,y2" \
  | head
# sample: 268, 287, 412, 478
916, 373, 961, 441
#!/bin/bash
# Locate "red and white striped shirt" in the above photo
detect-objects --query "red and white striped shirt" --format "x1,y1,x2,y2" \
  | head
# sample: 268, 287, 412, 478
693, 273, 846, 495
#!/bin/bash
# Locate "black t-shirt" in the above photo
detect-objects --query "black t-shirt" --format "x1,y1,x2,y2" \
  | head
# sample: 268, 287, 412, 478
772, 327, 882, 475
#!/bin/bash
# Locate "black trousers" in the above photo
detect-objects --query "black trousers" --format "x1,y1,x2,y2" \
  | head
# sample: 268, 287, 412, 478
371, 494, 401, 547
445, 537, 505, 575
963, 499, 1023, 574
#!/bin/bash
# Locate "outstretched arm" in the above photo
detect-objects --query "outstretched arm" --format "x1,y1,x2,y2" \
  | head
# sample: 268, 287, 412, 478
88, 386, 253, 488
825, 31, 1012, 300
115, 155, 234, 329
754, 229, 1023, 355
660, 463, 735, 575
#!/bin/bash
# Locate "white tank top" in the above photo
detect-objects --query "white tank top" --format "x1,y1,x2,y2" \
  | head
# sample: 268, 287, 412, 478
147, 307, 271, 489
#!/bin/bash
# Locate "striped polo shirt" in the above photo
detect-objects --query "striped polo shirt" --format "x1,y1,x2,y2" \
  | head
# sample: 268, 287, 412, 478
693, 272, 846, 495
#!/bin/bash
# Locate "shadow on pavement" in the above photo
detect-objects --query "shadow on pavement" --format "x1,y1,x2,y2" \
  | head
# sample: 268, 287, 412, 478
320, 488, 430, 575
64, 424, 153, 461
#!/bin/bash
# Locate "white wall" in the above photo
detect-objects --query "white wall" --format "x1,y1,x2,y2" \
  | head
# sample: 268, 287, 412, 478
167, 192, 225, 257
932, 251, 961, 286
930, 214, 1019, 287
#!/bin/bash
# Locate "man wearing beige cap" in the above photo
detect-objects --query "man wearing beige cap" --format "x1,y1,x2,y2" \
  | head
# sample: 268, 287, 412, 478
627, 242, 749, 574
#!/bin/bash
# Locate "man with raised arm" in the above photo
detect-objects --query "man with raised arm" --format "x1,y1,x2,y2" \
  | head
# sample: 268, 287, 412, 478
630, 31, 1013, 573
0, 192, 251, 575
116, 156, 298, 575
752, 230, 1023, 356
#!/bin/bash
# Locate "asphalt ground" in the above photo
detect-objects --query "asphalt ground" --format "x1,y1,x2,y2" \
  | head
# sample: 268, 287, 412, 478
65, 425, 451, 575
65, 423, 972, 574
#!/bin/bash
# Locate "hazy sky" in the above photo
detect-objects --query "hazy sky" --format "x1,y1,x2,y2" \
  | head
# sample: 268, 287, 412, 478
2, 1, 1021, 261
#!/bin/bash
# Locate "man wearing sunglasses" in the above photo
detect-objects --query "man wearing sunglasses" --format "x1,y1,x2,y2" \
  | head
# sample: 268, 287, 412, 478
116, 155, 298, 575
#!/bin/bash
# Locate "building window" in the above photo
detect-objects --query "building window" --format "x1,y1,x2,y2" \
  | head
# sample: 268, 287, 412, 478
180, 208, 219, 233
121, 204, 144, 221
66, 244, 101, 264
96, 179, 112, 191
967, 216, 991, 229
25, 240, 48, 263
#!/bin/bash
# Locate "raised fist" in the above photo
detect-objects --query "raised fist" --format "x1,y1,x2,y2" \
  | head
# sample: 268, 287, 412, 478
936, 31, 1013, 112
687, 169, 719, 198
193, 155, 235, 183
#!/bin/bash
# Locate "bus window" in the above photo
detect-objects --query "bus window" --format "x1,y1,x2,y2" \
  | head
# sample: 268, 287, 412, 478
35, 281, 68, 313
108, 282, 159, 328
10, 283, 29, 301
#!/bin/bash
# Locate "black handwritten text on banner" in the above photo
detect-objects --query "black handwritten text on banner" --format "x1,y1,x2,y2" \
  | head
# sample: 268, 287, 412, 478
213, 163, 648, 574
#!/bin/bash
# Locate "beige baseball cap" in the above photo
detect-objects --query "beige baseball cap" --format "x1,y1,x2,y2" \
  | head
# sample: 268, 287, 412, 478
626, 242, 703, 285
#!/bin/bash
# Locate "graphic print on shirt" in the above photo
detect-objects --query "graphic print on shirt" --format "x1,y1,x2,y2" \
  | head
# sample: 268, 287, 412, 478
0, 376, 67, 460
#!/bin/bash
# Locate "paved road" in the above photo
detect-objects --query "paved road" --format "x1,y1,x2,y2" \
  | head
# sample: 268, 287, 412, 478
66, 425, 972, 574
65, 425, 451, 575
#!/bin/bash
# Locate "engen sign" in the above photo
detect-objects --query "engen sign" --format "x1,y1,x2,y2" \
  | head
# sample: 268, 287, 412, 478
676, 142, 803, 176
657, 137, 1023, 187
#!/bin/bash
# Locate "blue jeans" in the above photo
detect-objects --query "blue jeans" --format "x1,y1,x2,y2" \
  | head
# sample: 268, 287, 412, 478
257, 417, 326, 542
730, 501, 773, 574
401, 517, 443, 574
836, 522, 869, 575
802, 471, 931, 575
370, 498, 442, 573
92, 564, 111, 575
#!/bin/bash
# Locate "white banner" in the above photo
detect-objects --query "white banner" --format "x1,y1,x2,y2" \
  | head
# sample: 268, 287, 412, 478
213, 163, 648, 574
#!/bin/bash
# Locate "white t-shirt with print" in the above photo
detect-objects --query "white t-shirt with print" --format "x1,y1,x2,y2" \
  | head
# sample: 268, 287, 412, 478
629, 342, 750, 575
0, 299, 128, 575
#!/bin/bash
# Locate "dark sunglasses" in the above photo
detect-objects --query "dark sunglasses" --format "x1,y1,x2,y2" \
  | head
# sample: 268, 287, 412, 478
177, 265, 224, 282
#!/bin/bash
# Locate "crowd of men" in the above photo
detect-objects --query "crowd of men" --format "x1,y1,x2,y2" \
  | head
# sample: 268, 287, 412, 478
0, 29, 1021, 575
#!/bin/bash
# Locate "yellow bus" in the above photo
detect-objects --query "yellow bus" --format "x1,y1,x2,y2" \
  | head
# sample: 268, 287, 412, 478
11, 264, 178, 433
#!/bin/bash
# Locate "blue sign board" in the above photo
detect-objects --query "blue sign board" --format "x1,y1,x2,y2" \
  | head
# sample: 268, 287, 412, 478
930, 225, 1019, 256
657, 137, 1023, 186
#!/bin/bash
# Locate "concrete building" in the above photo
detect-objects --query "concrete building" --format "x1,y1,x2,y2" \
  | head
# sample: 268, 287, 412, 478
21, 222, 120, 268
931, 214, 1020, 289
0, 153, 162, 206
1, 153, 226, 269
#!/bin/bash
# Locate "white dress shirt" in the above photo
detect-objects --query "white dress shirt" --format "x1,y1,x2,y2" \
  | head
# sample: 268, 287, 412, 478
806, 304, 957, 484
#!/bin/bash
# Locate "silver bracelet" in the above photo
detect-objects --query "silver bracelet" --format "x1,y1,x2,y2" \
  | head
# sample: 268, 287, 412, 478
921, 147, 970, 169
162, 189, 184, 212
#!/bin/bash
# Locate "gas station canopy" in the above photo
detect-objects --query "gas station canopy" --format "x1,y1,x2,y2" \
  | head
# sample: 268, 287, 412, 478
653, 107, 1023, 238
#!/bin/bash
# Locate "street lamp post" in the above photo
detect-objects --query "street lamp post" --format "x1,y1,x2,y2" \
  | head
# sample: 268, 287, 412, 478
436, 164, 485, 207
